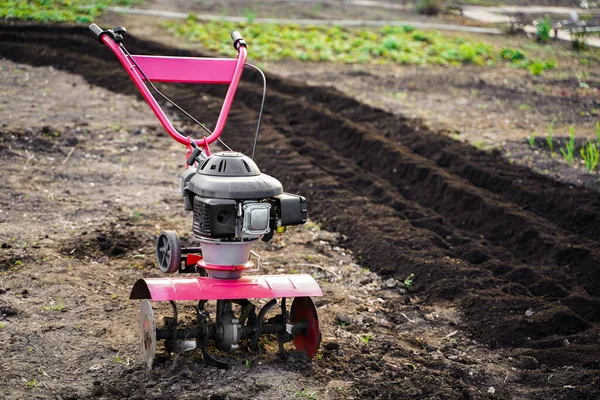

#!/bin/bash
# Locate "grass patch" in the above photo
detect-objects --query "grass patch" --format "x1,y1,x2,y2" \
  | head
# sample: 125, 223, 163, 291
560, 127, 576, 165
581, 141, 599, 172
0, 0, 141, 23
166, 16, 556, 73
42, 298, 64, 312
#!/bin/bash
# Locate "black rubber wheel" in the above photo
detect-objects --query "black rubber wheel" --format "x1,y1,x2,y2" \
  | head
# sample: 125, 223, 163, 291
156, 231, 181, 273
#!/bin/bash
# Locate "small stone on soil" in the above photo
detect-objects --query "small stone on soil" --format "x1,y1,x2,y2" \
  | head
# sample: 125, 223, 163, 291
336, 313, 351, 325
316, 231, 341, 243
384, 278, 397, 288
324, 342, 340, 351
517, 356, 540, 370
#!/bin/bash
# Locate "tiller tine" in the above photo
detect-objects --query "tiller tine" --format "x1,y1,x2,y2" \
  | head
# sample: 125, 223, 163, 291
137, 295, 321, 368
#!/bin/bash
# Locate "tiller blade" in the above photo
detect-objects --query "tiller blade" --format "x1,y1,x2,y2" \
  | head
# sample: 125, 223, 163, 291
139, 299, 157, 368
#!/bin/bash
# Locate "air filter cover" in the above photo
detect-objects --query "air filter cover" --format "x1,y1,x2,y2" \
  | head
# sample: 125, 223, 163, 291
188, 152, 283, 199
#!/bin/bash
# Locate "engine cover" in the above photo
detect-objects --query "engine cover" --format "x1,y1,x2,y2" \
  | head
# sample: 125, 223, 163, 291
186, 152, 283, 199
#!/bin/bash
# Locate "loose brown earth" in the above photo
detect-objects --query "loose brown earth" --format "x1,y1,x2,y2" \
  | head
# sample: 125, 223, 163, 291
1, 22, 600, 400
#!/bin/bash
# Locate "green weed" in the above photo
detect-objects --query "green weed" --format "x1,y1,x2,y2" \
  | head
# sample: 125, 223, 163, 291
560, 127, 576, 165
596, 121, 600, 143
529, 60, 545, 76
359, 334, 371, 346
26, 379, 36, 389
404, 362, 417, 370
295, 388, 318, 399
500, 48, 526, 61
536, 17, 552, 42
570, 29, 588, 51
519, 104, 532, 111
528, 132, 537, 148
404, 273, 415, 288
547, 119, 556, 151
581, 142, 599, 172
130, 209, 143, 221
42, 298, 64, 312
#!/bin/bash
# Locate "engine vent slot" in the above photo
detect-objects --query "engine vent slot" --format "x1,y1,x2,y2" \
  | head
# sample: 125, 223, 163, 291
241, 160, 251, 173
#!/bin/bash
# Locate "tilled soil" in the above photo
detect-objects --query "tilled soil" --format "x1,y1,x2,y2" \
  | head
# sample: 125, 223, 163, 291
1, 24, 600, 399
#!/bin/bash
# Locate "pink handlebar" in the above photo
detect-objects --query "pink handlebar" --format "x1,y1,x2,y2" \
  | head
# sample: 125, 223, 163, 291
99, 31, 247, 152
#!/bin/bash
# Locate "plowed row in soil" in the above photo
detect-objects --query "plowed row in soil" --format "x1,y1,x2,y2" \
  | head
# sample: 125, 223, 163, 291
1, 24, 599, 398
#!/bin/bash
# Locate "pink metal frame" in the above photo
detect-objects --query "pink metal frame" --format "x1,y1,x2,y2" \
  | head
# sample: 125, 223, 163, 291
101, 32, 323, 302
130, 274, 323, 301
100, 34, 247, 156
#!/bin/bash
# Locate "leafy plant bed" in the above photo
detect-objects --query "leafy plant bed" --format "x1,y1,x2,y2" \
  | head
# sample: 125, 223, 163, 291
166, 15, 556, 73
0, 0, 141, 23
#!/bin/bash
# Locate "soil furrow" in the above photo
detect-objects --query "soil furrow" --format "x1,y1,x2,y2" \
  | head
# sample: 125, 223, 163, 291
250, 70, 600, 242
235, 84, 600, 299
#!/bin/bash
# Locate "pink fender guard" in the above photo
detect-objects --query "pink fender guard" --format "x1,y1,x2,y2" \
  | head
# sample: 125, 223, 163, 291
130, 274, 323, 301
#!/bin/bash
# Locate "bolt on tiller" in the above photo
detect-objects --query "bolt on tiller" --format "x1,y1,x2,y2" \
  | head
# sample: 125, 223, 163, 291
89, 24, 321, 369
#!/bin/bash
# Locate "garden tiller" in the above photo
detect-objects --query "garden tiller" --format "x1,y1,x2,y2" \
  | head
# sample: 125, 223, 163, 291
89, 24, 322, 368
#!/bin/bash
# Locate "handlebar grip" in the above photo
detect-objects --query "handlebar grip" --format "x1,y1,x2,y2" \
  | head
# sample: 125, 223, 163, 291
89, 23, 106, 43
231, 31, 247, 50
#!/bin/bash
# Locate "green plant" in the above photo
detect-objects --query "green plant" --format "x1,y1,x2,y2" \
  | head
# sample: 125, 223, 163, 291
404, 273, 415, 288
415, 0, 443, 15
26, 379, 36, 389
130, 209, 143, 221
560, 127, 576, 165
529, 60, 545, 76
536, 17, 552, 42
359, 334, 371, 346
547, 119, 556, 151
519, 104, 532, 111
404, 362, 416, 370
596, 121, 600, 143
581, 142, 599, 172
295, 388, 318, 399
528, 132, 537, 148
500, 48, 526, 61
570, 29, 589, 51
42, 298, 64, 312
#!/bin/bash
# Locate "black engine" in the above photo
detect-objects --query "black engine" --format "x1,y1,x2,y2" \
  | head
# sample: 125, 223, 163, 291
182, 152, 307, 242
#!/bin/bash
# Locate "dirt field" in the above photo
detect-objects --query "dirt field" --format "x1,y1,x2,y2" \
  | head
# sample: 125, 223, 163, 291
1, 21, 600, 400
